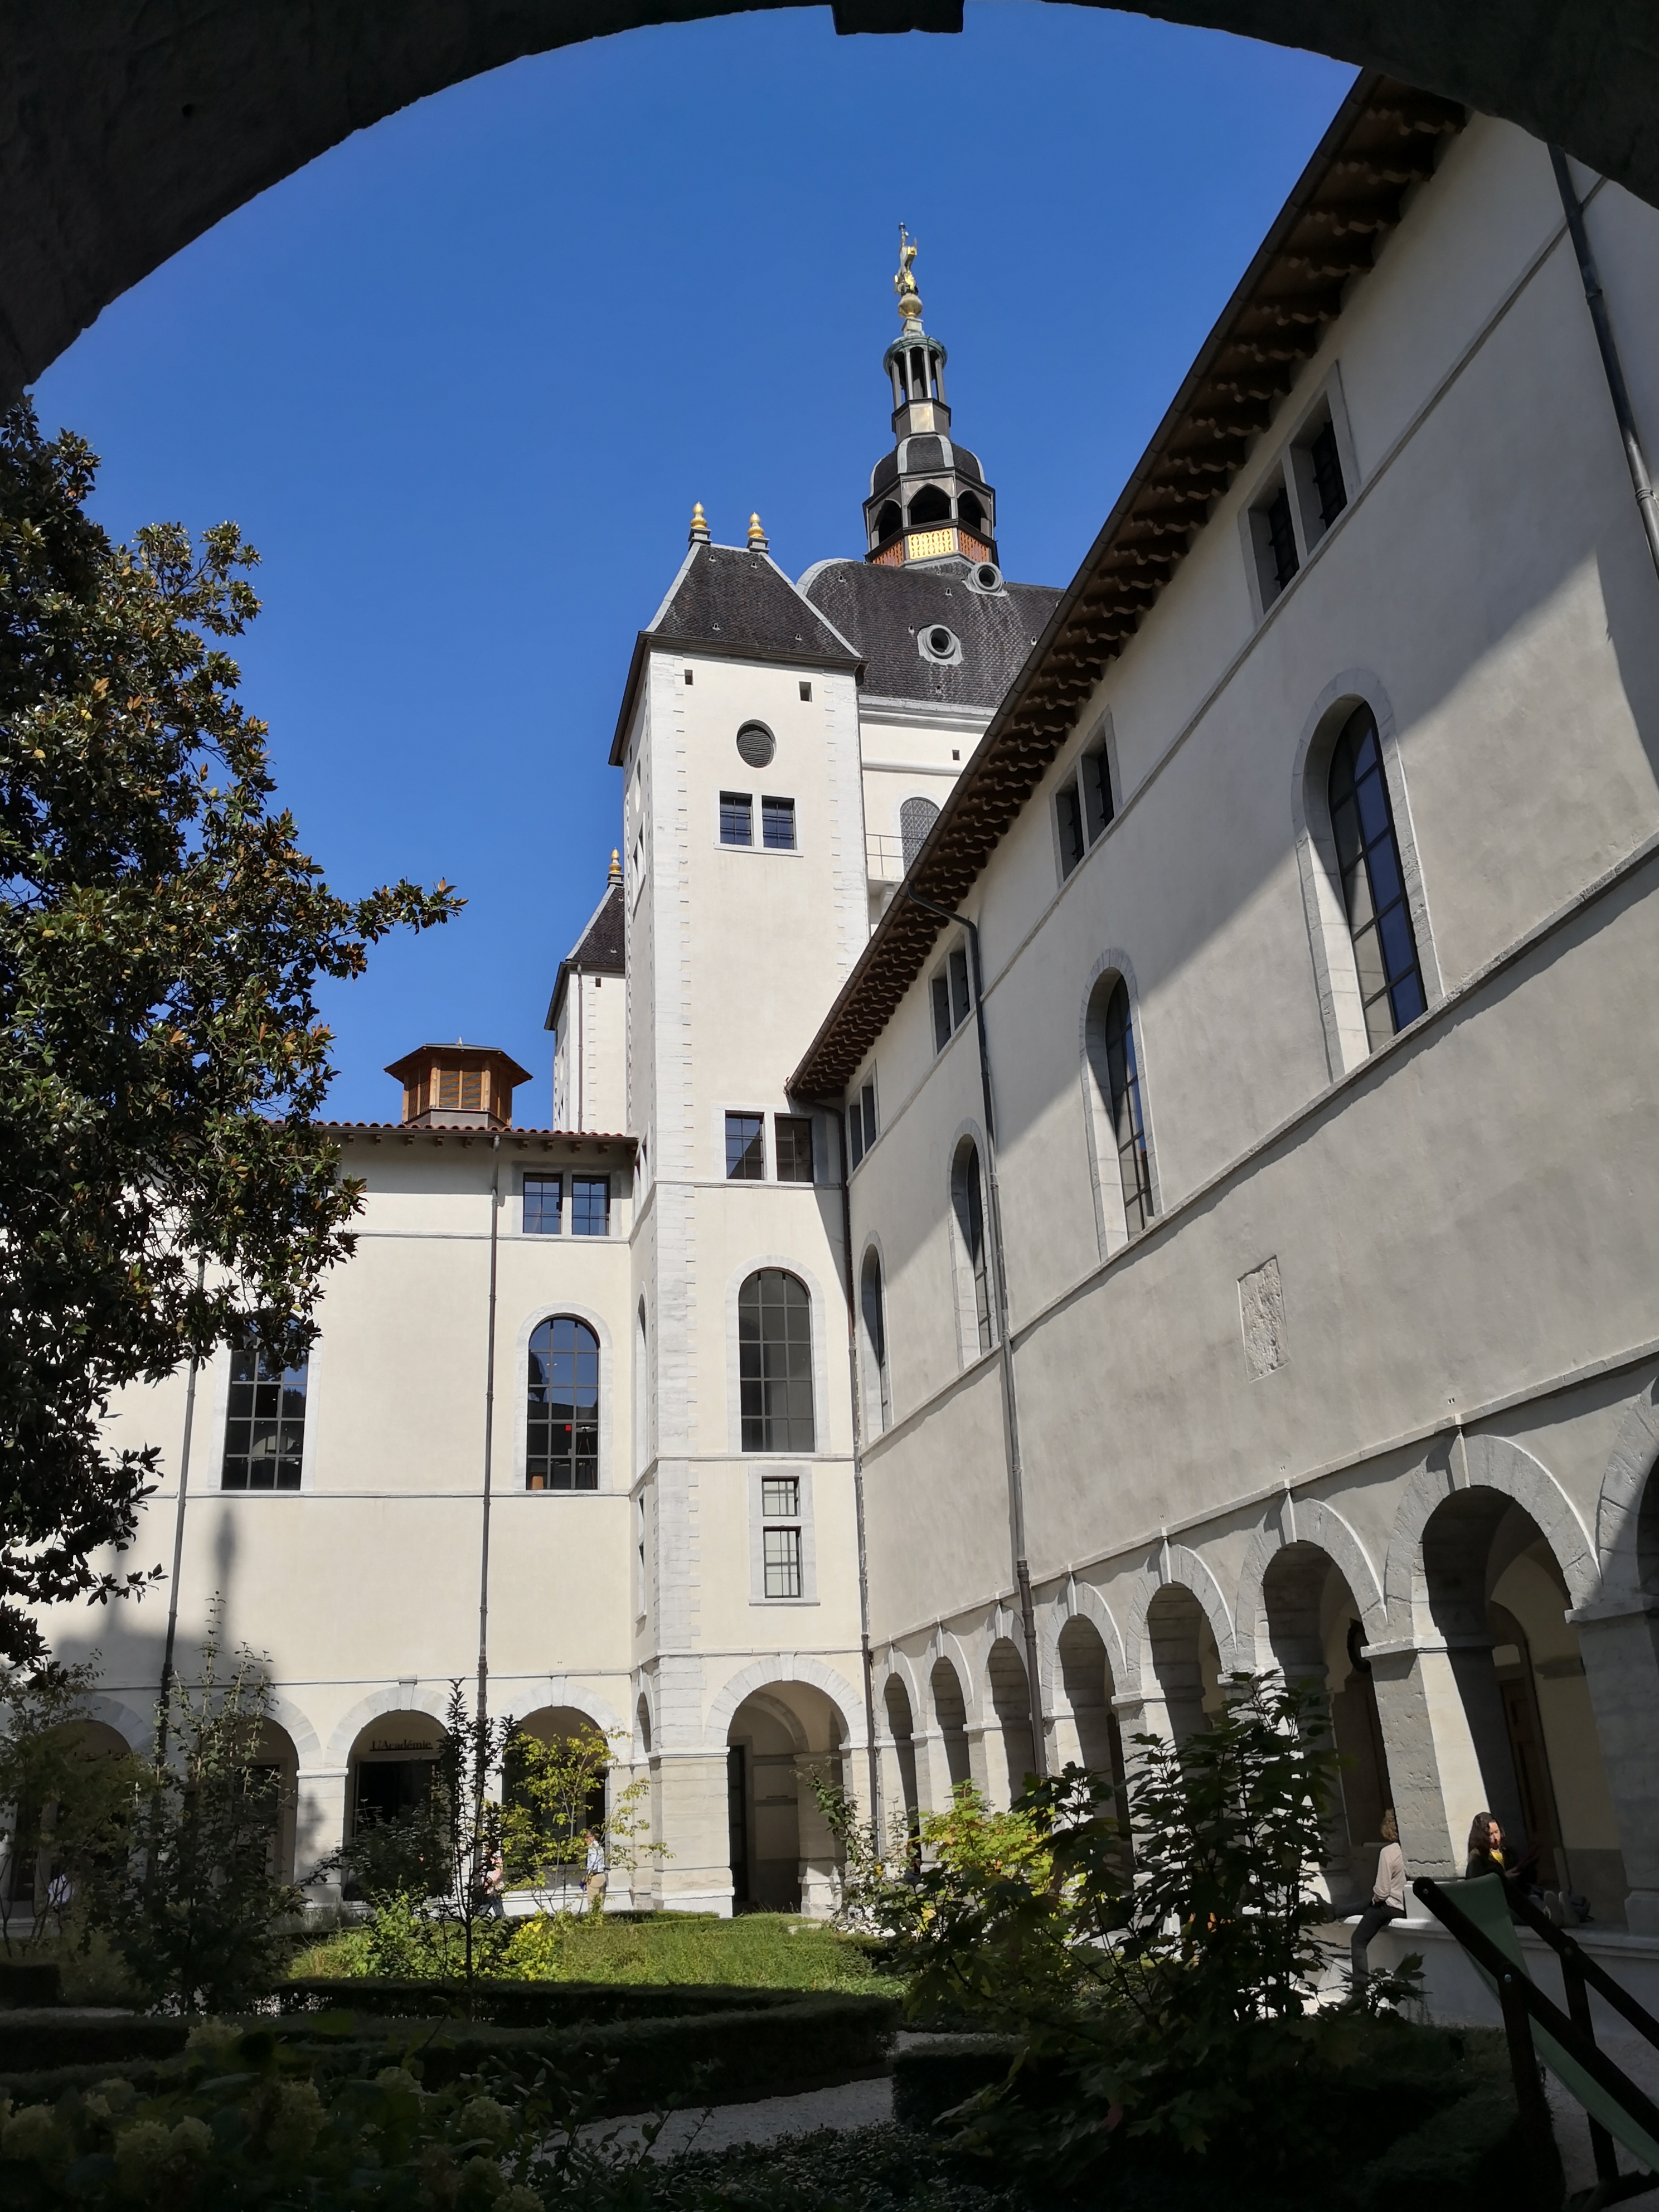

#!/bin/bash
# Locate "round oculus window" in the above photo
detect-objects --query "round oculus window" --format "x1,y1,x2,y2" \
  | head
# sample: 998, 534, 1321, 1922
974, 562, 1003, 593
735, 721, 775, 768
919, 624, 962, 664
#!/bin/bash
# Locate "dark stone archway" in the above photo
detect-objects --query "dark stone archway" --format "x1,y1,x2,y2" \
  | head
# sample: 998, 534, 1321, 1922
2, 1, 1657, 400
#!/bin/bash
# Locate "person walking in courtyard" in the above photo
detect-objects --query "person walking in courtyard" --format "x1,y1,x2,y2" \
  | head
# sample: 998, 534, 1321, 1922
1349, 1810, 1405, 1991
583, 1827, 607, 1915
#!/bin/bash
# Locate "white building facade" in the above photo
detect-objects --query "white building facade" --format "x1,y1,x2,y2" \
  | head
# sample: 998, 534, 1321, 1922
46, 71, 1659, 1935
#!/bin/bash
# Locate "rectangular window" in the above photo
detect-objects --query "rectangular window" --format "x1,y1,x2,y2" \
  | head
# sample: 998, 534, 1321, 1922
932, 973, 952, 1052
720, 792, 753, 846
1056, 780, 1085, 875
438, 1068, 460, 1110
1265, 482, 1299, 593
948, 949, 971, 1032
761, 795, 796, 851
762, 1474, 800, 1517
763, 1525, 803, 1599
860, 1081, 877, 1152
799, 681, 812, 701
847, 1103, 864, 1170
1309, 418, 1347, 529
459, 1068, 482, 1113
1082, 740, 1114, 842
523, 1175, 562, 1234
774, 1115, 814, 1183
222, 1343, 308, 1492
726, 1112, 765, 1180
570, 1176, 610, 1236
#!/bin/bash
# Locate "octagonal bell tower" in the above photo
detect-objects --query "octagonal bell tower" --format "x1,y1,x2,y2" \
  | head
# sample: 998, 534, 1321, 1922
862, 227, 999, 571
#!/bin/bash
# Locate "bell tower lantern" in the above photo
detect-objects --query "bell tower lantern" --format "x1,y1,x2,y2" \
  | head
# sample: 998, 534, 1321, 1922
862, 227, 999, 571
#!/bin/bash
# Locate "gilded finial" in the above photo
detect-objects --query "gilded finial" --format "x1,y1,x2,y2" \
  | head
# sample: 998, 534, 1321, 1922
608, 848, 622, 886
747, 512, 769, 551
894, 224, 922, 324
688, 500, 710, 545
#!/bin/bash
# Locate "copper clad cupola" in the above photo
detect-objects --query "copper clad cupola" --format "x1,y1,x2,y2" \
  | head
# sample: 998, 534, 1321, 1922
863, 227, 998, 573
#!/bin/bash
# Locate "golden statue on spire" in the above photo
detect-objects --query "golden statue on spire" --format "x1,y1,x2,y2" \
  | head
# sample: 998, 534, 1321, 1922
894, 224, 922, 322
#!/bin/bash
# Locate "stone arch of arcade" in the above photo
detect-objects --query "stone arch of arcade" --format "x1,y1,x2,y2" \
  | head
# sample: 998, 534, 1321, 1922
5, 6, 1659, 402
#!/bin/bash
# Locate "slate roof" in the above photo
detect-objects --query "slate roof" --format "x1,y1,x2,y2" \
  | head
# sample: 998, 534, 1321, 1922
609, 542, 862, 763
789, 72, 1467, 1100
546, 881, 625, 1030
799, 560, 1061, 713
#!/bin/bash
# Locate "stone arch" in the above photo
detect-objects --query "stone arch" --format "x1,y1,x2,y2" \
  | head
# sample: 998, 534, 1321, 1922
1235, 1494, 1387, 1669
882, 1673, 921, 1833
1122, 1541, 1236, 1696
1053, 1612, 1126, 1787
928, 1653, 973, 1793
82, 1693, 160, 1754
984, 1637, 1037, 1801
705, 1653, 864, 1752
1035, 1576, 1129, 1702
1383, 1435, 1599, 1638
324, 1682, 451, 1769
1593, 1374, 1659, 1610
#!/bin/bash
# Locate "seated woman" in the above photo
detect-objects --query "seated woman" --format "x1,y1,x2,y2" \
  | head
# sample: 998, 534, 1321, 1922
1464, 1811, 1540, 1914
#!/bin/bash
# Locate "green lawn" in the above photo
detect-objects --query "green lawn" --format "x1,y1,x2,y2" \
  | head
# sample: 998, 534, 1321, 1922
290, 1909, 903, 1993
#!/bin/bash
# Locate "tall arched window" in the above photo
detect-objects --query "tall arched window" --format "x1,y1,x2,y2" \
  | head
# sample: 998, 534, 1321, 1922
1098, 977, 1153, 1236
738, 1269, 814, 1452
860, 1248, 891, 1435
951, 1140, 993, 1357
899, 796, 939, 872
1327, 702, 1425, 1047
527, 1317, 599, 1490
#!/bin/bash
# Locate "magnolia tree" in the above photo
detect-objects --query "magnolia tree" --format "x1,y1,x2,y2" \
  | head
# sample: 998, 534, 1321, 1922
0, 400, 460, 1668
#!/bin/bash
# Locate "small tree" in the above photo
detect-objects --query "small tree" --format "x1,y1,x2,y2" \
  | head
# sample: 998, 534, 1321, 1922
86, 1620, 302, 2012
0, 1657, 135, 1953
500, 1724, 664, 1913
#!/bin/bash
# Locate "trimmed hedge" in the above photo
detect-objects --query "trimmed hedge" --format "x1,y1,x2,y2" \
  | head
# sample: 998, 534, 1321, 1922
0, 1991, 898, 2118
891, 2034, 1020, 2132
278, 1975, 794, 2026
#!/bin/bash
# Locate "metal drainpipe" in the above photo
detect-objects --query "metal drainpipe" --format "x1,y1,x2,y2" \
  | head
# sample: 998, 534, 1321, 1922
476, 1132, 503, 1765
903, 884, 1047, 1777
836, 1124, 884, 1839
155, 1257, 207, 1760
1550, 147, 1659, 586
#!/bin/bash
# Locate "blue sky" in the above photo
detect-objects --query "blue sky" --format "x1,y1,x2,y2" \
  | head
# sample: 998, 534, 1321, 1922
34, 6, 1354, 1127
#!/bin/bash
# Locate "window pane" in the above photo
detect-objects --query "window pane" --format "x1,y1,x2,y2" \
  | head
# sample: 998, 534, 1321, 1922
932, 974, 952, 1052
720, 792, 753, 846
1057, 781, 1084, 874
1083, 745, 1114, 842
1311, 419, 1347, 526
762, 1476, 800, 1517
526, 1318, 601, 1488
222, 1343, 307, 1492
1103, 979, 1153, 1235
571, 1177, 610, 1235
1365, 830, 1404, 915
1327, 704, 1425, 1049
1266, 483, 1299, 591
523, 1175, 562, 1234
763, 1526, 803, 1599
725, 1113, 765, 1180
1389, 970, 1427, 1030
774, 1116, 813, 1183
861, 1083, 877, 1151
846, 1105, 864, 1170
948, 950, 970, 1031
738, 1270, 815, 1452
761, 796, 796, 851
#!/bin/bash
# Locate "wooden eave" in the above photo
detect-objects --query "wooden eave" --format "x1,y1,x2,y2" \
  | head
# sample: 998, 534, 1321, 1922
788, 71, 1464, 1103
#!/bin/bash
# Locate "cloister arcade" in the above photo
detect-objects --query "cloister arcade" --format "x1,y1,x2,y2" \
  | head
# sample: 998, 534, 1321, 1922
871, 1400, 1659, 1931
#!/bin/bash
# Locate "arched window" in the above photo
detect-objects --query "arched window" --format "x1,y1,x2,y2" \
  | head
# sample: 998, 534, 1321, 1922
951, 1140, 993, 1357
958, 490, 985, 534
899, 796, 939, 871
908, 484, 952, 529
738, 1269, 814, 1452
860, 1248, 891, 1435
1327, 702, 1425, 1047
874, 500, 901, 546
527, 1317, 599, 1490
1092, 977, 1153, 1236
634, 1299, 649, 1476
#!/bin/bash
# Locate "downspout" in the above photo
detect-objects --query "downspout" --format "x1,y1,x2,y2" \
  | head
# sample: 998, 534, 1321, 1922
476, 1134, 503, 1750
576, 971, 585, 1132
836, 1121, 883, 1840
155, 1257, 207, 1759
1550, 147, 1659, 585
903, 886, 1047, 1777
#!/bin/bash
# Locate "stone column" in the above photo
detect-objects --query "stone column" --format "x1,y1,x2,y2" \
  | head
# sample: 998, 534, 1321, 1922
1571, 1599, 1659, 1932
1363, 1637, 1520, 1879
795, 1755, 844, 1920
653, 1749, 735, 1914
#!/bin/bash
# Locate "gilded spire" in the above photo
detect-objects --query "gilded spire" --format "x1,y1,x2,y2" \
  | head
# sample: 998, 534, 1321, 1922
894, 224, 922, 326
608, 848, 622, 887
747, 512, 769, 551
688, 500, 710, 545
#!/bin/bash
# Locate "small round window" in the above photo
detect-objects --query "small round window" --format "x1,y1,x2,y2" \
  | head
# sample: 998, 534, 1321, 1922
735, 721, 775, 768
918, 625, 962, 666
971, 562, 1003, 594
